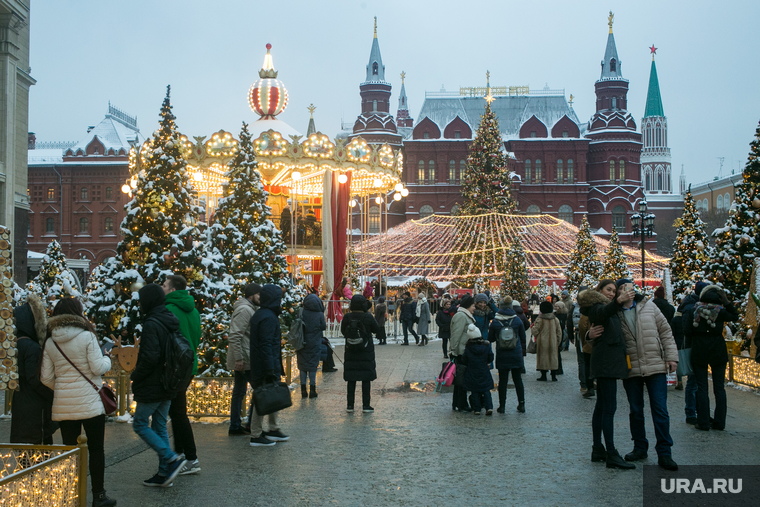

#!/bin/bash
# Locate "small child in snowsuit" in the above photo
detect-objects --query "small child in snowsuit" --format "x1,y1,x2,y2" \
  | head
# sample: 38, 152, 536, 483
462, 336, 495, 415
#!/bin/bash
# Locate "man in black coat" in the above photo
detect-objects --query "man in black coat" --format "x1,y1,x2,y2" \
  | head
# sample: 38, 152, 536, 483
341, 295, 380, 412
671, 281, 707, 423
248, 284, 290, 446
131, 283, 187, 487
398, 292, 419, 345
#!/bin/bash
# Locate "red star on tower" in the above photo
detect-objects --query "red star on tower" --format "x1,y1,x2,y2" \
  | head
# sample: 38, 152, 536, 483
649, 44, 657, 55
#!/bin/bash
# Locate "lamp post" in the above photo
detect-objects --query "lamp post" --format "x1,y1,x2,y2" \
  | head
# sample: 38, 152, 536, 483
630, 200, 656, 287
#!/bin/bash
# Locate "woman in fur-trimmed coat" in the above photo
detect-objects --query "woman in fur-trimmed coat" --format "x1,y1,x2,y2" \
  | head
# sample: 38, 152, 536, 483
531, 301, 561, 381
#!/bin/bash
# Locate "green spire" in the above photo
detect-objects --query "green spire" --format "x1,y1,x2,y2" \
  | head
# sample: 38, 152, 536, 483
644, 59, 664, 117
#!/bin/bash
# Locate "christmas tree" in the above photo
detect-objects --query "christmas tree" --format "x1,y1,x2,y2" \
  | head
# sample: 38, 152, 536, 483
536, 277, 549, 300
501, 235, 530, 301
85, 257, 143, 340
28, 240, 81, 306
564, 215, 603, 293
708, 119, 760, 305
601, 229, 632, 281
670, 186, 709, 298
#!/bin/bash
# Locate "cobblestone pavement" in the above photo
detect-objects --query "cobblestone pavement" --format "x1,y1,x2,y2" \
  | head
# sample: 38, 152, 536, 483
2, 341, 760, 506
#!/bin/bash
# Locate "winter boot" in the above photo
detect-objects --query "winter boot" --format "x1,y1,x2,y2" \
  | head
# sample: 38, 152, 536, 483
301, 385, 308, 399
606, 450, 635, 470
309, 385, 318, 399
92, 490, 117, 507
591, 445, 607, 463
551, 373, 558, 381
517, 401, 525, 413
497, 394, 506, 414
537, 371, 547, 381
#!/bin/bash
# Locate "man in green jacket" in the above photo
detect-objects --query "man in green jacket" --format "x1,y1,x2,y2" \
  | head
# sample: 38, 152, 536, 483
162, 274, 202, 476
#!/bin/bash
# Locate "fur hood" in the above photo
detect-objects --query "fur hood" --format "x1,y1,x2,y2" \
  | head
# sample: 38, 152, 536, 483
699, 284, 727, 304
13, 293, 48, 344
577, 289, 611, 308
28, 294, 48, 341
47, 314, 93, 334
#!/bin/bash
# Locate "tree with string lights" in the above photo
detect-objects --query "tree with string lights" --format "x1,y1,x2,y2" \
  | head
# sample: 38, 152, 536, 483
602, 229, 632, 281
708, 119, 760, 306
502, 235, 530, 301
564, 215, 603, 293
85, 256, 143, 340
28, 239, 81, 306
670, 186, 709, 298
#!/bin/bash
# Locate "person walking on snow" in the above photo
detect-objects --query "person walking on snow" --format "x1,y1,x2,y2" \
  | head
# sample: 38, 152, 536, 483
227, 283, 261, 436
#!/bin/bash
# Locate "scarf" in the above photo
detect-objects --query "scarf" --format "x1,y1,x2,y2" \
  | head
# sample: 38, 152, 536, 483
473, 307, 487, 317
693, 302, 722, 328
416, 297, 426, 317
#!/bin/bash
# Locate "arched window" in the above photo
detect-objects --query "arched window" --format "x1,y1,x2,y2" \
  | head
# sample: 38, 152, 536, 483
645, 168, 652, 191
609, 58, 616, 72
80, 187, 88, 200
612, 205, 626, 233
373, 100, 377, 111
524, 159, 531, 183
535, 159, 542, 183
557, 159, 563, 183
695, 200, 702, 212
724, 193, 731, 212
459, 160, 465, 184
611, 97, 617, 109
419, 205, 434, 219
46, 218, 54, 234
717, 194, 724, 211
104, 217, 114, 232
428, 160, 436, 184
418, 160, 425, 184
450, 204, 459, 216
703, 199, 709, 211
526, 205, 541, 215
609, 160, 615, 182
105, 187, 113, 200
656, 126, 661, 147
657, 170, 663, 190
372, 62, 378, 75
558, 204, 573, 223
567, 159, 574, 184
449, 160, 456, 183
619, 160, 625, 181
79, 217, 88, 234
369, 206, 380, 233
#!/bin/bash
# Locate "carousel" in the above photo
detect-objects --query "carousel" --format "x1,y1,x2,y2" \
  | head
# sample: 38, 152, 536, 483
123, 43, 405, 319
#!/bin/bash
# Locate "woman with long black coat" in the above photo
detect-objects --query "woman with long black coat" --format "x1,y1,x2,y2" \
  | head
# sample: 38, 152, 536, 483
488, 297, 526, 413
435, 299, 453, 359
341, 295, 379, 412
298, 293, 327, 399
10, 294, 54, 444
579, 279, 635, 470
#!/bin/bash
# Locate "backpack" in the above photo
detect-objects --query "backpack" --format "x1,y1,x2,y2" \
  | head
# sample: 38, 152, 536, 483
287, 307, 305, 351
344, 317, 368, 350
155, 320, 194, 394
497, 317, 518, 350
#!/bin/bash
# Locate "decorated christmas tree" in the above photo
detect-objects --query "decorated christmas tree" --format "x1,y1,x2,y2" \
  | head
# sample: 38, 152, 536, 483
536, 277, 549, 300
602, 229, 632, 281
85, 257, 143, 340
28, 240, 81, 306
501, 235, 530, 301
670, 187, 709, 298
708, 120, 760, 305
564, 215, 603, 293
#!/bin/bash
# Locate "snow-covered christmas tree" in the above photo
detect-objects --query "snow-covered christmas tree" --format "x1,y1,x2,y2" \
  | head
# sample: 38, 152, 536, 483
536, 277, 549, 300
670, 186, 709, 298
501, 235, 530, 301
708, 119, 760, 305
28, 240, 81, 306
564, 215, 603, 293
85, 257, 143, 340
602, 229, 632, 281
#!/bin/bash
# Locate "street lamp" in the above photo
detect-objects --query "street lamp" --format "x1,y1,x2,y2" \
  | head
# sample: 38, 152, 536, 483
631, 200, 656, 287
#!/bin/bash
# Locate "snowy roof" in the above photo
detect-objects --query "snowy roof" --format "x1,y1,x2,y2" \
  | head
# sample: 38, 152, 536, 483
28, 149, 63, 166
363, 31, 387, 84
249, 117, 302, 138
598, 32, 626, 82
416, 94, 581, 137
67, 111, 141, 155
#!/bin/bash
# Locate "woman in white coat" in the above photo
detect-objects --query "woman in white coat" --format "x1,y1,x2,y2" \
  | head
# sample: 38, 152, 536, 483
41, 298, 116, 507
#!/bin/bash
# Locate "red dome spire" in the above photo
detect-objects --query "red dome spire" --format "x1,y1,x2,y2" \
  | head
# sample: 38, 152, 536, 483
248, 44, 288, 119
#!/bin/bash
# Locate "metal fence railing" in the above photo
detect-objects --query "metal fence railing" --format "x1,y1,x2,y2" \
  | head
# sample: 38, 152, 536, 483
0, 436, 89, 507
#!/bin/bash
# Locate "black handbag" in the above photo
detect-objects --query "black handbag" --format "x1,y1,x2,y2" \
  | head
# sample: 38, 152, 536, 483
253, 381, 293, 415
453, 362, 467, 387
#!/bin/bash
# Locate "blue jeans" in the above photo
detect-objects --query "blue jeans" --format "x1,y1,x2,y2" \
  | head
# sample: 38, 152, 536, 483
693, 361, 727, 429
623, 373, 673, 457
684, 375, 697, 419
230, 370, 254, 431
592, 377, 618, 452
300, 370, 317, 385
133, 400, 177, 476
402, 320, 418, 344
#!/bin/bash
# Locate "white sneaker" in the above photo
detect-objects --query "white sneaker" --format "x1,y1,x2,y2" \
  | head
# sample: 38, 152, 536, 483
178, 459, 201, 475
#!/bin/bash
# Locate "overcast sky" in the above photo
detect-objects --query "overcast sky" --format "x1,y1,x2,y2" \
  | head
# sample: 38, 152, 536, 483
30, 0, 760, 185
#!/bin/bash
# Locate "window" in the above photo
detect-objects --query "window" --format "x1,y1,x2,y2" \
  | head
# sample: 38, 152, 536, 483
609, 161, 615, 182
372, 62, 378, 75
695, 200, 702, 212
656, 169, 663, 190
373, 100, 377, 111
458, 160, 465, 184
419, 205, 434, 219
645, 169, 652, 191
79, 217, 88, 233
612, 205, 626, 233
530, 131, 536, 138
105, 187, 112, 200
717, 194, 724, 211
454, 131, 461, 139
80, 187, 88, 200
47, 188, 55, 200
535, 160, 542, 183
703, 199, 709, 211
567, 159, 574, 183
724, 193, 731, 211
619, 160, 625, 181
450, 204, 459, 216
557, 159, 563, 183
428, 160, 436, 184
449, 160, 456, 183
558, 205, 573, 223
526, 205, 541, 215
423, 132, 429, 139
104, 217, 114, 232
418, 160, 425, 184
368, 206, 380, 233
524, 160, 531, 183
562, 131, 569, 138
46, 218, 54, 233
610, 58, 616, 72
611, 97, 617, 109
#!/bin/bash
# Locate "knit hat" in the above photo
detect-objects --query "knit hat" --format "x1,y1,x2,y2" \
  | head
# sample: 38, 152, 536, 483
244, 283, 263, 298
460, 294, 475, 309
615, 278, 633, 289
561, 290, 569, 297
654, 286, 665, 299
539, 301, 554, 314
500, 296, 513, 309
512, 300, 521, 308
474, 293, 488, 304
694, 281, 709, 295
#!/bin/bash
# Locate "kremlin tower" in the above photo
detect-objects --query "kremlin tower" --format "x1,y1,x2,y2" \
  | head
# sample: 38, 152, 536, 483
641, 46, 673, 194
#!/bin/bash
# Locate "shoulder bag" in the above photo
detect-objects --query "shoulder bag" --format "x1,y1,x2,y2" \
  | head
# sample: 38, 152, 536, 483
53, 341, 117, 415
253, 380, 293, 415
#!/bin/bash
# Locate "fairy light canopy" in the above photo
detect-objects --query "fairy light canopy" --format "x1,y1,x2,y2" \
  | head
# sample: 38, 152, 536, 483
355, 213, 670, 282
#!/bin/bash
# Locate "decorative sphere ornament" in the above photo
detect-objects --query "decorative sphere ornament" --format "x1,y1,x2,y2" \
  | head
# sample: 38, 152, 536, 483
248, 44, 288, 119
696, 240, 705, 250
754, 197, 760, 209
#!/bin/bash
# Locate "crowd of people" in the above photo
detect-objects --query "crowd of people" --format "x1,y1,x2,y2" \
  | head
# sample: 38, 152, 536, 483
8, 273, 747, 505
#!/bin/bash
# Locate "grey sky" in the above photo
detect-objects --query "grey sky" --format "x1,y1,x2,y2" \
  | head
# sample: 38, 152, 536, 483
31, 0, 760, 185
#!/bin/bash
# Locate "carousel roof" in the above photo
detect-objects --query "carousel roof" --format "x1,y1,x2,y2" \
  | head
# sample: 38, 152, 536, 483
354, 213, 669, 282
